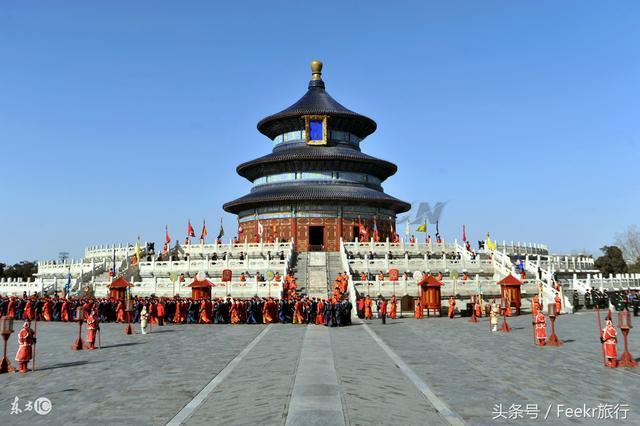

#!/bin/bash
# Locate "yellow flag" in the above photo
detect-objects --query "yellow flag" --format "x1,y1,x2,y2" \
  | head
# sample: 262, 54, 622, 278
416, 221, 427, 233
136, 235, 141, 261
486, 233, 496, 250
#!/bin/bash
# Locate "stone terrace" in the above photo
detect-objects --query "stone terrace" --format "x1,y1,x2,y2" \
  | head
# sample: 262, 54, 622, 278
0, 313, 638, 425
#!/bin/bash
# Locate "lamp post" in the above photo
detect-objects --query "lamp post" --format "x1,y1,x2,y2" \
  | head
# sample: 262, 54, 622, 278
71, 306, 85, 350
0, 316, 15, 373
499, 301, 511, 332
546, 303, 562, 346
124, 299, 134, 335
618, 311, 637, 368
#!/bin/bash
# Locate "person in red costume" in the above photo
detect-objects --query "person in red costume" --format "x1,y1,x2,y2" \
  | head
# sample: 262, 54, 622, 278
414, 299, 423, 319
378, 297, 387, 324
389, 295, 397, 320
534, 311, 547, 346
116, 300, 125, 323
293, 299, 304, 324
15, 320, 36, 373
364, 296, 373, 320
199, 299, 212, 324
23, 299, 34, 321
43, 298, 52, 321
7, 297, 17, 318
157, 300, 166, 326
448, 296, 456, 319
316, 299, 325, 325
85, 309, 99, 350
554, 293, 562, 315
601, 319, 617, 368
61, 299, 70, 322
146, 301, 155, 325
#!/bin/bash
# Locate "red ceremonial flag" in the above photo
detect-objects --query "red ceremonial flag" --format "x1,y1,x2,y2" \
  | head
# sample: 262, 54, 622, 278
201, 219, 208, 240
462, 224, 467, 242
165, 225, 171, 244
373, 217, 380, 243
187, 220, 196, 238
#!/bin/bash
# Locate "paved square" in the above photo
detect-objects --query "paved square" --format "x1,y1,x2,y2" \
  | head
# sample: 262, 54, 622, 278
0, 312, 638, 425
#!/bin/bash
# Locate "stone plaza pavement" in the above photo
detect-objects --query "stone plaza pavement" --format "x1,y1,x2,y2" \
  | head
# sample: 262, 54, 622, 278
0, 312, 638, 425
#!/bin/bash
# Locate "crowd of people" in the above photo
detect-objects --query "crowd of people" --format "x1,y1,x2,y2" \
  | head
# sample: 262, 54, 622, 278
581, 288, 640, 313
0, 293, 353, 327
583, 288, 610, 310
593, 289, 640, 315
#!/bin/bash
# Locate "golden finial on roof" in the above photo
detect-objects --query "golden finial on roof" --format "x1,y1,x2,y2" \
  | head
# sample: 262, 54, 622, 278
311, 60, 323, 80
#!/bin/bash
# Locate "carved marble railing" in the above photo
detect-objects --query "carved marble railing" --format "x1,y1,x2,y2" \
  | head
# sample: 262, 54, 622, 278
0, 278, 43, 296
495, 241, 548, 255
565, 273, 640, 292
137, 258, 288, 277
351, 277, 540, 299
344, 257, 494, 275
91, 278, 284, 299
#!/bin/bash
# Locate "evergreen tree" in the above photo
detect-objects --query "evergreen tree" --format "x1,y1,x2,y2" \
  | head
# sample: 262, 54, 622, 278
594, 246, 627, 276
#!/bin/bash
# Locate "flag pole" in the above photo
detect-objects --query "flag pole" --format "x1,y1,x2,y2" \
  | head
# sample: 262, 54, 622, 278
530, 300, 536, 346
596, 306, 606, 366
32, 314, 37, 371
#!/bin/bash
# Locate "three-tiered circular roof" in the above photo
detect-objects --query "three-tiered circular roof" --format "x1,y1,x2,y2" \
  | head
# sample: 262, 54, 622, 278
223, 61, 410, 215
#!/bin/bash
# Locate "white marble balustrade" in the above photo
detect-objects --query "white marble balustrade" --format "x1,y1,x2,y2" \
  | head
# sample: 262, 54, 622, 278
91, 278, 284, 299
351, 277, 540, 299
346, 257, 493, 274
137, 257, 288, 277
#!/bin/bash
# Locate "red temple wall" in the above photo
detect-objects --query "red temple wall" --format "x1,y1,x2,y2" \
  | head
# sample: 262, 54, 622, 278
238, 217, 396, 252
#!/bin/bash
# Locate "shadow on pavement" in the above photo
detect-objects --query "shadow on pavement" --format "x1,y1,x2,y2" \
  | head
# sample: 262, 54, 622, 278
101, 342, 146, 349
37, 360, 96, 371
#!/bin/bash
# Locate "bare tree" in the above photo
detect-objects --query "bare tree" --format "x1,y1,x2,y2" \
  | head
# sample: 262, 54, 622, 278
614, 225, 640, 263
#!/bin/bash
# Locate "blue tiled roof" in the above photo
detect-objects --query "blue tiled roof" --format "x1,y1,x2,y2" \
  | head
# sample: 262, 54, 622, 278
257, 79, 377, 140
223, 183, 411, 214
237, 145, 398, 181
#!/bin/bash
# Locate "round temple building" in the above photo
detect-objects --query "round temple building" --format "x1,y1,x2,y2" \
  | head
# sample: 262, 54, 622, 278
223, 61, 410, 251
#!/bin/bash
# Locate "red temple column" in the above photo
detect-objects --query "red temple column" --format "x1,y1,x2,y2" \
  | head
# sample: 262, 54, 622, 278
291, 217, 297, 246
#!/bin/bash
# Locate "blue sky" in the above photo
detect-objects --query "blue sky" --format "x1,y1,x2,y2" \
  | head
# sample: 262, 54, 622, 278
1, 1, 638, 263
